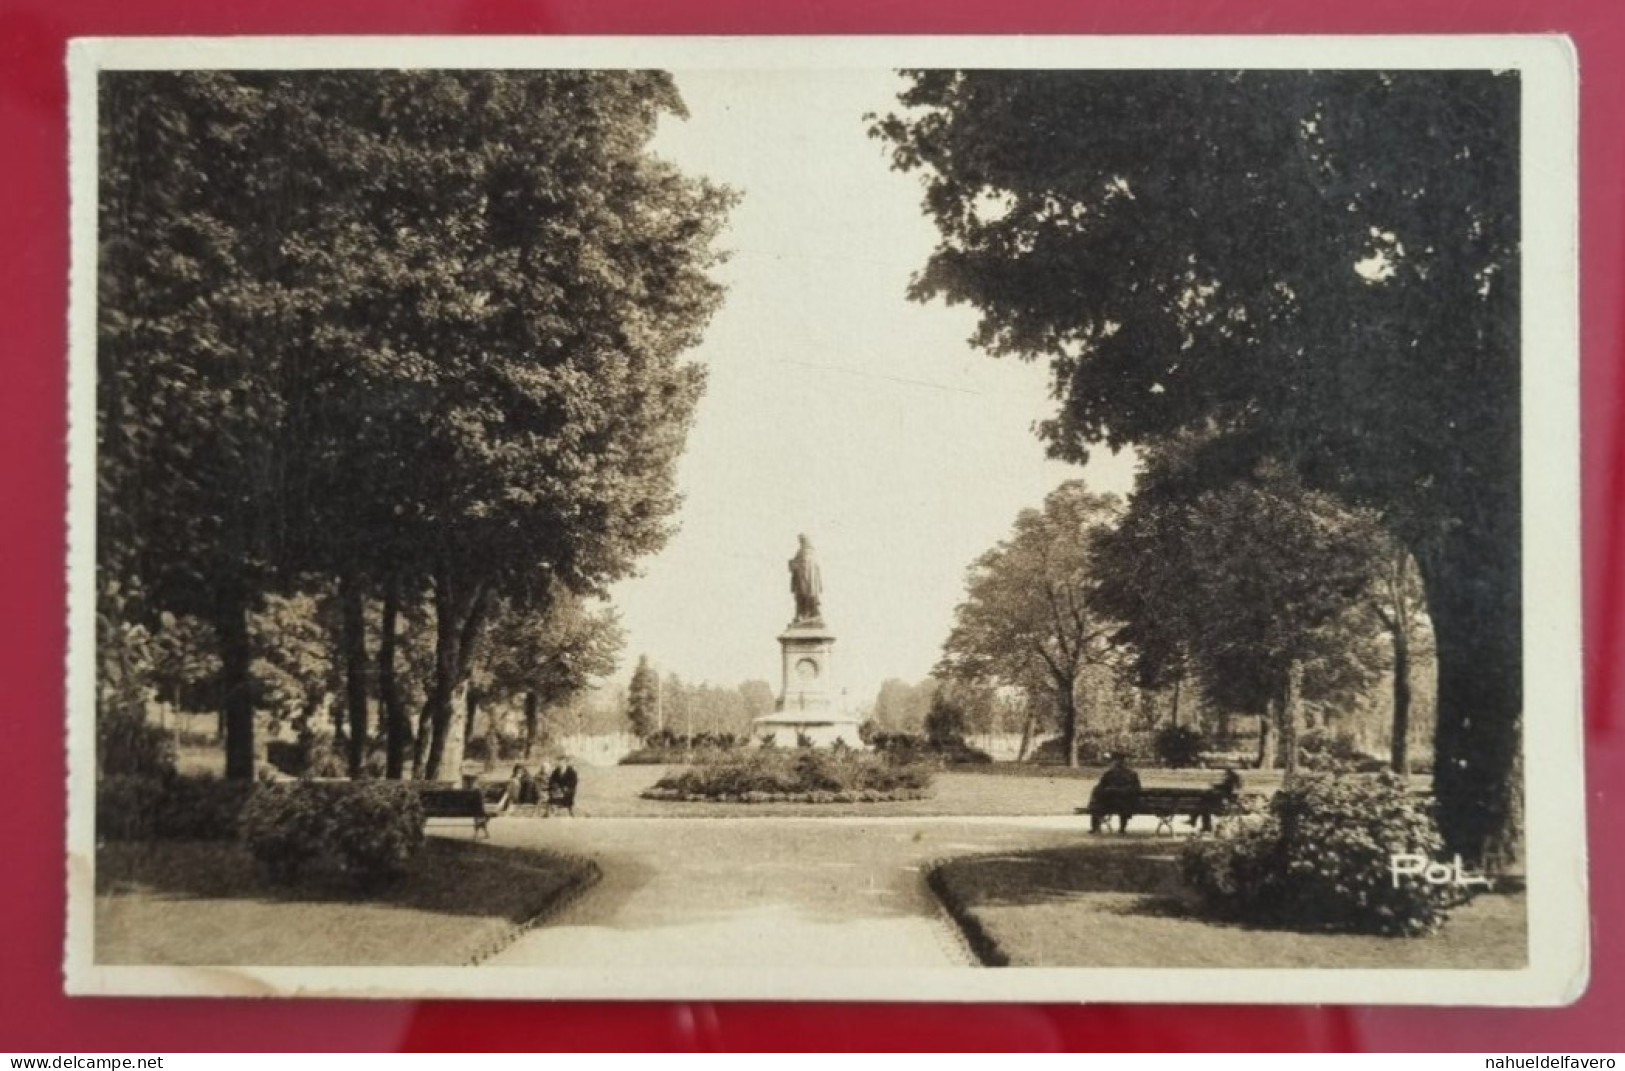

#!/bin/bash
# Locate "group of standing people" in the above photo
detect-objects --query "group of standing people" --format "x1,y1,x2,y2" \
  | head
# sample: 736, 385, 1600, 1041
502, 759, 578, 815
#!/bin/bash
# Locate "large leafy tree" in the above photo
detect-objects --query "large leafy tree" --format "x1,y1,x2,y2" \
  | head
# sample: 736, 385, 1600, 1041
470, 589, 625, 761
1093, 455, 1389, 775
99, 73, 328, 778
100, 71, 733, 780
876, 70, 1520, 859
938, 480, 1122, 766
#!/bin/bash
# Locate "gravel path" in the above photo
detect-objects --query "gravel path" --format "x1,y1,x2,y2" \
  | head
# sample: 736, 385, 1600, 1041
479, 816, 1083, 969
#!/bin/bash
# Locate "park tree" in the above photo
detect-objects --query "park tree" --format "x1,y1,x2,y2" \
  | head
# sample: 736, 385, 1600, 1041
875, 70, 1520, 860
1092, 454, 1386, 776
99, 72, 324, 778
248, 590, 342, 736
143, 611, 222, 717
1365, 541, 1432, 774
471, 589, 625, 760
938, 480, 1122, 767
626, 655, 660, 739
277, 72, 733, 780
924, 678, 998, 745
100, 71, 734, 780
870, 677, 939, 735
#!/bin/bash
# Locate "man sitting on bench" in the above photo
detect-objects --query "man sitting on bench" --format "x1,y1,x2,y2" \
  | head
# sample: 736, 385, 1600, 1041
1088, 753, 1142, 833
547, 759, 578, 817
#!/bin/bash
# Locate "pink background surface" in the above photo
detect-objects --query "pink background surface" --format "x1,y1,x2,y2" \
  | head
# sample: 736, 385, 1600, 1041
1, 0, 1618, 1051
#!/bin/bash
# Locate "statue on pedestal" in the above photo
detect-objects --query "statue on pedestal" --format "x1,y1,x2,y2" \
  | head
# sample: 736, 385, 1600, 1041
756, 533, 861, 748
788, 533, 823, 625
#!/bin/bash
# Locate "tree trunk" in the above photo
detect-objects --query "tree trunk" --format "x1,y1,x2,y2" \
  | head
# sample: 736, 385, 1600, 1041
411, 699, 433, 779
1256, 710, 1275, 770
524, 692, 540, 759
331, 685, 347, 747
1418, 526, 1522, 865
1016, 704, 1036, 762
379, 577, 408, 779
422, 570, 489, 782
422, 572, 463, 782
213, 588, 256, 781
1389, 619, 1413, 775
1053, 672, 1080, 768
1170, 675, 1182, 729
339, 572, 369, 778
1280, 660, 1302, 783
483, 702, 499, 773
463, 688, 485, 771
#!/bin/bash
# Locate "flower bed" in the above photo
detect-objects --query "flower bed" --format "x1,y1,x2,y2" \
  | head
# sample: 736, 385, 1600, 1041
643, 748, 935, 803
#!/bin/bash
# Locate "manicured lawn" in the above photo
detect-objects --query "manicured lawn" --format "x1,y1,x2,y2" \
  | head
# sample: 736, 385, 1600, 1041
95, 835, 597, 966
930, 839, 1525, 969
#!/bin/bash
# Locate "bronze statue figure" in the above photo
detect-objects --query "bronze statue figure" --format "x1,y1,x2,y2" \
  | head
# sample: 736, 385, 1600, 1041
788, 533, 823, 624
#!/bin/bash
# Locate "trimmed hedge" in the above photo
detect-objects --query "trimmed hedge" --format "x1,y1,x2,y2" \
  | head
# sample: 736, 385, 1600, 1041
1180, 770, 1451, 936
866, 731, 992, 765
240, 781, 425, 887
96, 774, 255, 842
620, 745, 740, 766
645, 749, 935, 803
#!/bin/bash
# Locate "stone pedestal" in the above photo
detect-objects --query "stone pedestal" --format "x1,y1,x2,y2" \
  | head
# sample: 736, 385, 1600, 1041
752, 621, 865, 748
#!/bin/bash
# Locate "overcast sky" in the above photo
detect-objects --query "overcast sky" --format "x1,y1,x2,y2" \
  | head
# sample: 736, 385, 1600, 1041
605, 69, 1137, 706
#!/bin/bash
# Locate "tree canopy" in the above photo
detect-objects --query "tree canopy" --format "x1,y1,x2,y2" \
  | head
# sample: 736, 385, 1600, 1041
99, 70, 734, 778
937, 480, 1122, 766
877, 70, 1520, 860
1091, 451, 1393, 773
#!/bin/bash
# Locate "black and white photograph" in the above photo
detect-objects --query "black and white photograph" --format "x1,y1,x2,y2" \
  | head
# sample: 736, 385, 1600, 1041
64, 36, 1585, 1004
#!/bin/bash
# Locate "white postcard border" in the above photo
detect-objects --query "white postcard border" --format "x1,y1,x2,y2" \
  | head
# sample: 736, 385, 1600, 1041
64, 34, 1586, 1005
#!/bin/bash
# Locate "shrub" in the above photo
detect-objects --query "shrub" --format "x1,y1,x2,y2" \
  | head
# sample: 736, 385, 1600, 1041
240, 781, 425, 886
266, 729, 348, 778
1299, 728, 1364, 771
869, 731, 926, 754
96, 774, 254, 842
326, 783, 425, 886
240, 783, 333, 883
1180, 771, 1451, 936
95, 775, 169, 841
947, 743, 994, 764
869, 730, 991, 765
1153, 725, 1207, 768
461, 733, 530, 763
158, 776, 256, 839
97, 709, 176, 778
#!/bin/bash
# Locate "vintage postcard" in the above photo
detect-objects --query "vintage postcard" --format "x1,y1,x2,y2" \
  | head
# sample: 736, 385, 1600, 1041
64, 35, 1586, 1004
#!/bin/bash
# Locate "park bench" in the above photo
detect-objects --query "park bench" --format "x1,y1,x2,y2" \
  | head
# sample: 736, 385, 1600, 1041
1076, 785, 1239, 836
545, 781, 576, 817
417, 788, 497, 839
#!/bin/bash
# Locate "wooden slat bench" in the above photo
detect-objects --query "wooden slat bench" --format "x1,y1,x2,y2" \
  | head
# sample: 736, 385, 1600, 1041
417, 788, 496, 839
1076, 786, 1238, 835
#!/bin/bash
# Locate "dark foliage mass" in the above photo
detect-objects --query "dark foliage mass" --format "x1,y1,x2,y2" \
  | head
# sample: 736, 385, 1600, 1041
96, 774, 256, 842
1152, 725, 1207, 769
877, 70, 1520, 861
97, 70, 733, 781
